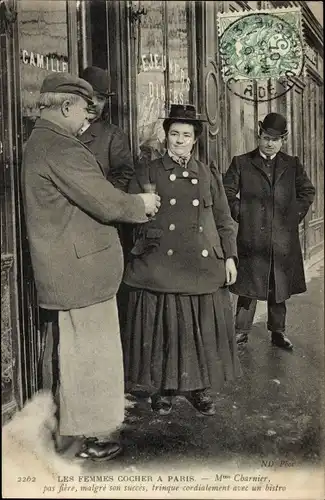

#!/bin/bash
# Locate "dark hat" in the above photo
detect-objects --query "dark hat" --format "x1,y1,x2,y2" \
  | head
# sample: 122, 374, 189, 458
80, 66, 115, 97
259, 113, 288, 137
161, 104, 207, 123
40, 73, 94, 104
162, 104, 207, 136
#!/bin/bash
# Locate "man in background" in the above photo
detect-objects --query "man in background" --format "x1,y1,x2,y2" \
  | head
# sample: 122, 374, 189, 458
223, 112, 315, 350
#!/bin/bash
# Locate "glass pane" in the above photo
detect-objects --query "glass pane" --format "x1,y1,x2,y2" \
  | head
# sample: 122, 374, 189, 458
18, 0, 69, 144
135, 0, 166, 160
135, 0, 191, 161
167, 1, 190, 106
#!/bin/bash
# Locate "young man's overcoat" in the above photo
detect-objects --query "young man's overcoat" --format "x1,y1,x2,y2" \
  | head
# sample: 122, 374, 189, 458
223, 148, 315, 303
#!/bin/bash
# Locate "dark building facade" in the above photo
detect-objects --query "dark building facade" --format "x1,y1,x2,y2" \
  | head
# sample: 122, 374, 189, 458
1, 0, 323, 421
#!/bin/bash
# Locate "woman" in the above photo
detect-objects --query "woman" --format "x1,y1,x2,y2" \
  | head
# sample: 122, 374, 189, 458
123, 104, 241, 416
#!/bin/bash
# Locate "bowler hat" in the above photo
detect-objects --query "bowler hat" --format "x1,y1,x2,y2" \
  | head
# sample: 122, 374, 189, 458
40, 73, 94, 104
259, 113, 288, 137
81, 66, 115, 97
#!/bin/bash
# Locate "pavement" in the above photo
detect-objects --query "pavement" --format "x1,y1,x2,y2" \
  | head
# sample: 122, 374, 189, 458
59, 250, 324, 475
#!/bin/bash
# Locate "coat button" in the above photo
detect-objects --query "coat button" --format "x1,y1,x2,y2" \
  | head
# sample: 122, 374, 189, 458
192, 199, 199, 206
199, 226, 203, 232
170, 198, 176, 205
169, 224, 176, 231
191, 179, 198, 184
261, 226, 265, 230
167, 249, 174, 256
201, 249, 209, 257
169, 174, 176, 181
182, 171, 189, 177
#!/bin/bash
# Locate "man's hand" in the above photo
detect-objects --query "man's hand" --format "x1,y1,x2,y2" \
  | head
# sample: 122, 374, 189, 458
138, 193, 161, 217
225, 257, 237, 285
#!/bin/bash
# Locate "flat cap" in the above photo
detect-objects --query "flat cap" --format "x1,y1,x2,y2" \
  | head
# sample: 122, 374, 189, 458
40, 73, 94, 103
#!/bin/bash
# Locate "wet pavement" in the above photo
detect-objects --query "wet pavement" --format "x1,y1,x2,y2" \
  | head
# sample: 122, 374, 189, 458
64, 259, 324, 473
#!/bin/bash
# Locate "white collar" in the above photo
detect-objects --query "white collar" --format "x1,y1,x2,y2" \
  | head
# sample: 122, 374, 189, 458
78, 121, 91, 136
259, 150, 276, 160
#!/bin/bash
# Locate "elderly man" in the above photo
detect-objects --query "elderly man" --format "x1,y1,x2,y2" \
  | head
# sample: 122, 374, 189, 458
223, 113, 315, 350
21, 73, 160, 461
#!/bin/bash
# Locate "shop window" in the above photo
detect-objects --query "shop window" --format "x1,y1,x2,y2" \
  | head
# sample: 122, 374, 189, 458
134, 0, 191, 160
18, 0, 69, 144
77, 0, 108, 71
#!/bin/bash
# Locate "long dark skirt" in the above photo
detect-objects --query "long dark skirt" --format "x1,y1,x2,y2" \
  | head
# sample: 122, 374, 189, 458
123, 287, 241, 394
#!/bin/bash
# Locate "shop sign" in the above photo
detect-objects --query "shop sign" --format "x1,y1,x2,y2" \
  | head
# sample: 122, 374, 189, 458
141, 52, 191, 105
21, 49, 68, 73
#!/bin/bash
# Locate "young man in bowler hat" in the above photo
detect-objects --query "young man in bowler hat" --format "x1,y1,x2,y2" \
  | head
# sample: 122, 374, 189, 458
223, 113, 315, 350
21, 72, 160, 461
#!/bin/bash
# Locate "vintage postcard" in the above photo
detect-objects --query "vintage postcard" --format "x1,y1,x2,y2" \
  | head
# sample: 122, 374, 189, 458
1, 0, 324, 499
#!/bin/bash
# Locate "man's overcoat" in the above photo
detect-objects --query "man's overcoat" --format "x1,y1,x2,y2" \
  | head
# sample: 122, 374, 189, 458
223, 148, 315, 303
21, 119, 147, 310
80, 119, 134, 192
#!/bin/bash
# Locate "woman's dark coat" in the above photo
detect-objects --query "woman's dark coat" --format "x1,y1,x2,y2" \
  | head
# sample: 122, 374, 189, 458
223, 148, 315, 302
124, 154, 237, 294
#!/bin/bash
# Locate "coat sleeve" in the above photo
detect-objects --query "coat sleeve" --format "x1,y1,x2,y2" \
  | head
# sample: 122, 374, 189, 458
210, 162, 238, 262
222, 156, 240, 223
295, 157, 316, 222
47, 141, 147, 224
107, 128, 135, 192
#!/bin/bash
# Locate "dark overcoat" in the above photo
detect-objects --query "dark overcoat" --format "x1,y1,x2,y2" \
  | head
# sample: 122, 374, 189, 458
123, 154, 237, 294
80, 119, 134, 191
21, 119, 147, 310
223, 148, 315, 302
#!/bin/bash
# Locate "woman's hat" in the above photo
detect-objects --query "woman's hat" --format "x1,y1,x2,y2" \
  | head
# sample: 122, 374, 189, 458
161, 104, 207, 136
161, 104, 207, 123
258, 113, 288, 137
80, 66, 115, 97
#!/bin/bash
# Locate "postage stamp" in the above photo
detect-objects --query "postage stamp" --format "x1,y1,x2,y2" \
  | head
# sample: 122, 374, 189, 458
217, 7, 304, 102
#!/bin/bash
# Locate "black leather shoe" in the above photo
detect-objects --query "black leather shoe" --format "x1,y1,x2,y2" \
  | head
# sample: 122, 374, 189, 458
188, 390, 216, 416
271, 332, 293, 350
236, 332, 248, 344
75, 438, 122, 462
151, 395, 172, 415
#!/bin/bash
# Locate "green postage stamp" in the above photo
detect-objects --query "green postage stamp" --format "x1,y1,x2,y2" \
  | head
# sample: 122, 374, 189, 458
217, 6, 304, 101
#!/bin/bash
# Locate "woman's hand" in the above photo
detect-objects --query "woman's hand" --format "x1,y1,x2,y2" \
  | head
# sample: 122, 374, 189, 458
225, 257, 237, 285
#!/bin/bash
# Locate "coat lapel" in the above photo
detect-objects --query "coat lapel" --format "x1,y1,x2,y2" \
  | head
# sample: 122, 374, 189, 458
187, 156, 199, 176
79, 121, 98, 145
250, 148, 272, 185
274, 152, 290, 185
162, 153, 176, 171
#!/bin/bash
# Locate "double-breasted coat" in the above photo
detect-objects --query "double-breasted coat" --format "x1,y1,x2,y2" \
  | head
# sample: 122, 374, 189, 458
123, 154, 237, 293
223, 148, 315, 303
21, 119, 147, 310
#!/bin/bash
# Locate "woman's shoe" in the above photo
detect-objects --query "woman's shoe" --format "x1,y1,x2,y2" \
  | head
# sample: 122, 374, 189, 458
75, 437, 122, 462
188, 390, 216, 416
151, 394, 173, 415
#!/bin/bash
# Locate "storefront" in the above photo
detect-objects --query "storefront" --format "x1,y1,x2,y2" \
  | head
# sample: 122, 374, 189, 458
1, 0, 323, 421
